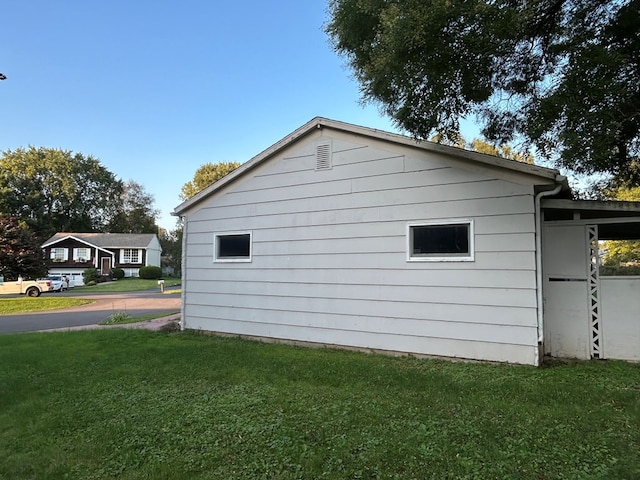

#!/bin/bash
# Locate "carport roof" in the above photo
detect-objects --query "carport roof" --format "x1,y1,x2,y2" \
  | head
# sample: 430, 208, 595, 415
542, 199, 640, 239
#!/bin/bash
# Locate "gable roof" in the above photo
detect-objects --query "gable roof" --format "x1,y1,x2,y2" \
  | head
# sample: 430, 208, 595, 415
173, 117, 568, 216
42, 233, 158, 249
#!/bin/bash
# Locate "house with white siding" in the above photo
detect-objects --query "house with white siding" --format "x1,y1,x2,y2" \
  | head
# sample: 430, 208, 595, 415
173, 118, 640, 366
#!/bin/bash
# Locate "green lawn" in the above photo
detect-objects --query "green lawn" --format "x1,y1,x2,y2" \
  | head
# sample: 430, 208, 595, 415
0, 297, 94, 314
1, 330, 638, 479
76, 277, 181, 293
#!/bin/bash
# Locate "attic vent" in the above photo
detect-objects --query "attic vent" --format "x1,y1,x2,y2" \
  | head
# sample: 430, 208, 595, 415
315, 142, 332, 170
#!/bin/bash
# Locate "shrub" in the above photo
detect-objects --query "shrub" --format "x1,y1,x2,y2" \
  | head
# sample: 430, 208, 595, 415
102, 311, 131, 325
83, 268, 100, 284
111, 268, 125, 280
600, 264, 640, 276
139, 266, 162, 279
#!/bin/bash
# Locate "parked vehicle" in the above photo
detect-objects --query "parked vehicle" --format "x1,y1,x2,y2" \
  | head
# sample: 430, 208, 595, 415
48, 272, 80, 287
40, 275, 65, 292
0, 276, 51, 297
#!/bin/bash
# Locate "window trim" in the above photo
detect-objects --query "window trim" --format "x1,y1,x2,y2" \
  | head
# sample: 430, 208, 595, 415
73, 247, 90, 262
51, 247, 68, 262
214, 231, 253, 263
120, 248, 142, 264
406, 220, 475, 262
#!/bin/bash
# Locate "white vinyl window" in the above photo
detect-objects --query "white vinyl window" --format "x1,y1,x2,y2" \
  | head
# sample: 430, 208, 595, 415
214, 231, 252, 263
120, 249, 142, 264
407, 220, 474, 262
51, 247, 68, 262
73, 247, 90, 262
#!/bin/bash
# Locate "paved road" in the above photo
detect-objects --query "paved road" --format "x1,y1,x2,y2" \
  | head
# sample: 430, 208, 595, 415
0, 290, 181, 334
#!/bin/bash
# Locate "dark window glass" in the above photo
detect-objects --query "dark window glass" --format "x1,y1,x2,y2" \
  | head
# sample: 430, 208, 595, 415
411, 224, 469, 256
217, 234, 250, 258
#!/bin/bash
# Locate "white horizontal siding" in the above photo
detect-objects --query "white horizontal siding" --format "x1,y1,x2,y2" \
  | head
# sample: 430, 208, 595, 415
189, 281, 536, 308
186, 214, 535, 244
187, 233, 534, 257
186, 250, 535, 271
184, 298, 535, 328
184, 305, 536, 344
186, 266, 536, 290
182, 131, 540, 364
194, 177, 531, 220
184, 314, 537, 365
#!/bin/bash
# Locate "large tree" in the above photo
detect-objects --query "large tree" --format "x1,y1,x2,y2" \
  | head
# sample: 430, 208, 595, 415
601, 186, 640, 269
0, 147, 122, 237
158, 226, 183, 276
180, 162, 241, 201
107, 180, 159, 234
326, 0, 640, 182
0, 215, 48, 280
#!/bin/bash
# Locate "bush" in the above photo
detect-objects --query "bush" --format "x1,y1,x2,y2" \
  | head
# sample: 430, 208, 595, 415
139, 266, 162, 279
111, 268, 125, 280
83, 268, 100, 284
600, 264, 640, 276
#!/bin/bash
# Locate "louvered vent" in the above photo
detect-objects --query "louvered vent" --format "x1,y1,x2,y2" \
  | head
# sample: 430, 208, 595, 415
315, 142, 332, 170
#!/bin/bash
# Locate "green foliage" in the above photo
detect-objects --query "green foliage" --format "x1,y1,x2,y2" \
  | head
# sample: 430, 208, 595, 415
158, 225, 182, 276
433, 134, 536, 163
180, 161, 241, 200
326, 0, 640, 181
82, 268, 100, 284
601, 186, 640, 268
138, 266, 162, 279
111, 268, 125, 280
0, 331, 639, 478
469, 139, 534, 164
0, 147, 123, 237
0, 215, 48, 280
600, 263, 640, 276
106, 180, 159, 234
102, 311, 132, 325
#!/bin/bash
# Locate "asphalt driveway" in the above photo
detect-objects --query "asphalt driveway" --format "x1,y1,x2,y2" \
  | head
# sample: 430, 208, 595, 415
0, 290, 181, 334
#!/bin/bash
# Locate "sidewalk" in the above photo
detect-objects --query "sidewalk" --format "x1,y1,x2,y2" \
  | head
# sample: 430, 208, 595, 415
40, 313, 181, 333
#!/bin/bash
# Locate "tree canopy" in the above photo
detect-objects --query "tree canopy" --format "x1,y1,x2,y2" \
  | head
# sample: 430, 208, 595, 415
158, 226, 183, 276
0, 215, 48, 280
107, 180, 159, 234
180, 162, 241, 200
326, 0, 640, 182
0, 147, 159, 238
0, 147, 122, 237
601, 186, 640, 270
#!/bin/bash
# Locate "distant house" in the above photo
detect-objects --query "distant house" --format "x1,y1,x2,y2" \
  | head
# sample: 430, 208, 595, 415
42, 233, 162, 284
173, 117, 640, 365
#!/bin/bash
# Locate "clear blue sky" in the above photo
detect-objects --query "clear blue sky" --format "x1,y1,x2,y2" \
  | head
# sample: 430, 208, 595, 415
1, 1, 476, 230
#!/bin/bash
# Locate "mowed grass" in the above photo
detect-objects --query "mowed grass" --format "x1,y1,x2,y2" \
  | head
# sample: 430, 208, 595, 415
0, 297, 94, 314
76, 277, 181, 293
1, 330, 639, 480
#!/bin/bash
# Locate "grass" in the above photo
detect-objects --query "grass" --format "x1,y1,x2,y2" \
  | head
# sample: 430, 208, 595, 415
76, 277, 181, 293
0, 330, 638, 480
100, 311, 180, 325
0, 297, 94, 314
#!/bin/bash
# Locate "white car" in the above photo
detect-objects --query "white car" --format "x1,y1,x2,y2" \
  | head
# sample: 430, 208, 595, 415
39, 275, 66, 292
